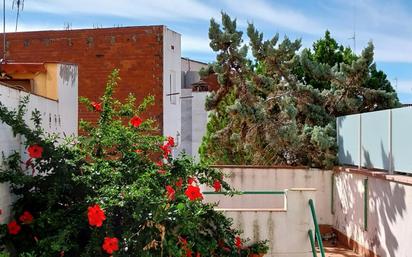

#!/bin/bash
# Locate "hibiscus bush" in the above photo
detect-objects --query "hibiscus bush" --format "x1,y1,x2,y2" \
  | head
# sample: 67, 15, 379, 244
0, 70, 261, 256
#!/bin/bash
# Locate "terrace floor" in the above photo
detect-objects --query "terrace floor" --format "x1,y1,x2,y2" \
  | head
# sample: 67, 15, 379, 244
322, 241, 363, 257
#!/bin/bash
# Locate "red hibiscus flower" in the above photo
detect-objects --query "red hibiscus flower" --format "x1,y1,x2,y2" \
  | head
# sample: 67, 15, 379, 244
179, 236, 188, 246
87, 204, 106, 227
135, 149, 142, 154
19, 211, 34, 224
235, 236, 242, 249
175, 177, 183, 188
196, 252, 200, 257
130, 115, 142, 128
7, 220, 21, 235
165, 185, 175, 200
160, 144, 171, 158
213, 180, 222, 192
102, 237, 119, 254
91, 102, 102, 112
185, 185, 203, 201
156, 160, 164, 167
187, 177, 195, 185
27, 144, 43, 159
166, 136, 175, 147
186, 249, 192, 257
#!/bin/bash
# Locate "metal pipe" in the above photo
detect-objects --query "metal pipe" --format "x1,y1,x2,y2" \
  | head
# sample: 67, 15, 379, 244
308, 230, 317, 257
309, 199, 325, 257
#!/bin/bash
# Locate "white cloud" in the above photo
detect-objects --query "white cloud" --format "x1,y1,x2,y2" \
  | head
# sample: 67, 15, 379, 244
4, 0, 412, 64
25, 0, 220, 22
181, 35, 212, 54
222, 0, 324, 35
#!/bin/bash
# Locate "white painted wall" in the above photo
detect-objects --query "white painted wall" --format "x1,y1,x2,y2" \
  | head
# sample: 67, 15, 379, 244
206, 167, 333, 224
180, 88, 192, 156
163, 27, 182, 155
181, 58, 206, 73
334, 171, 412, 257
191, 91, 208, 160
214, 189, 316, 257
0, 64, 78, 223
203, 167, 333, 257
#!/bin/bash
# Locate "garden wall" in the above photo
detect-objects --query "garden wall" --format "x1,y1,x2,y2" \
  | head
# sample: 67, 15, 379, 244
204, 166, 334, 257
333, 168, 412, 257
210, 166, 333, 224
0, 64, 78, 223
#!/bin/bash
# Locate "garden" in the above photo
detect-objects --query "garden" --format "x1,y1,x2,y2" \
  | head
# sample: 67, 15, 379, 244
0, 70, 268, 257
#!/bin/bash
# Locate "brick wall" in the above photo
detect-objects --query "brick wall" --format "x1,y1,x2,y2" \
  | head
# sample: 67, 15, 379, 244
0, 26, 164, 131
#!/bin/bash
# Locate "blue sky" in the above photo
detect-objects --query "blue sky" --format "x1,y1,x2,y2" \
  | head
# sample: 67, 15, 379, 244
4, 0, 412, 103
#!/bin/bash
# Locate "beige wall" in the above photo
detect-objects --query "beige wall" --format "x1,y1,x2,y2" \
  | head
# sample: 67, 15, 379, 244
334, 171, 412, 257
208, 166, 334, 224
204, 167, 333, 257
221, 189, 316, 257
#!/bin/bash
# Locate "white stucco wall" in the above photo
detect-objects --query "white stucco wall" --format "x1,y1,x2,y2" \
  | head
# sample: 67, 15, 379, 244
191, 91, 208, 160
163, 27, 182, 155
202, 167, 333, 257
0, 64, 78, 223
222, 189, 316, 257
334, 171, 412, 257
207, 167, 334, 225
180, 88, 192, 156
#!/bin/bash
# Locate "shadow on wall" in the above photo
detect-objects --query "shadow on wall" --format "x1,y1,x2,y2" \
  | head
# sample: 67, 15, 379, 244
335, 166, 405, 257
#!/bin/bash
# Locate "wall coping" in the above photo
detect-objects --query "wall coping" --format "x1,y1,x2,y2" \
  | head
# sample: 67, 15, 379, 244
335, 166, 412, 186
211, 165, 309, 169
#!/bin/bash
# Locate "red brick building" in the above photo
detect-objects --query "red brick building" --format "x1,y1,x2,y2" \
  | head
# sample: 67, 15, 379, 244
1, 26, 182, 139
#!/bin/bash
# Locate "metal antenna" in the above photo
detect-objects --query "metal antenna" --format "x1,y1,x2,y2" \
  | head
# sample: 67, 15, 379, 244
348, 0, 357, 52
13, 0, 24, 32
2, 0, 6, 63
394, 77, 398, 91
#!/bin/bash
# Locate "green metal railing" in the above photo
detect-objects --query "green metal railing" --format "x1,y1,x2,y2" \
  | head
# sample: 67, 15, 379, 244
308, 199, 325, 257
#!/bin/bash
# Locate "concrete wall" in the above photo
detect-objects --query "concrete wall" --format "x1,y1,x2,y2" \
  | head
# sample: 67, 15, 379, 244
208, 166, 334, 225
191, 91, 208, 160
0, 64, 78, 223
163, 27, 182, 155
181, 88, 192, 156
222, 189, 316, 257
202, 167, 334, 256
181, 58, 207, 73
334, 170, 412, 257
180, 58, 208, 159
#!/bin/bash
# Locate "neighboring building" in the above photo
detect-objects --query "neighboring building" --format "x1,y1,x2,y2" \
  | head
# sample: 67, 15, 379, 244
0, 62, 78, 222
180, 58, 209, 160
1, 26, 182, 150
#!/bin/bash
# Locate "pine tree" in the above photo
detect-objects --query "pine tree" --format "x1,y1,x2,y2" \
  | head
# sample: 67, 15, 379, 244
199, 13, 400, 168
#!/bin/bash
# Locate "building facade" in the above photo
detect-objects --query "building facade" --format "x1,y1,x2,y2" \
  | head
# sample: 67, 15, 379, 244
1, 26, 182, 146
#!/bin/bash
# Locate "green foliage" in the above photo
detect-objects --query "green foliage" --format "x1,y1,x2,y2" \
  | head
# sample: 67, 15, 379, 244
0, 70, 264, 256
200, 13, 400, 168
247, 240, 269, 254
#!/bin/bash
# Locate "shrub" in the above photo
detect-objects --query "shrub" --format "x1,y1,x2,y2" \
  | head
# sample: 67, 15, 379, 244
0, 70, 263, 257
